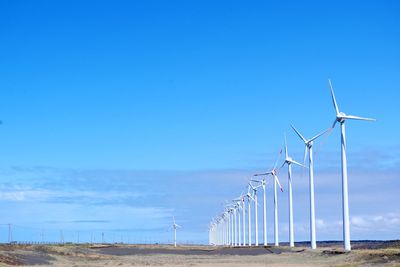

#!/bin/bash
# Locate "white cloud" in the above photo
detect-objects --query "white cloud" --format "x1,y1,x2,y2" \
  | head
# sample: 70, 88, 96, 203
0, 188, 52, 201
350, 213, 400, 233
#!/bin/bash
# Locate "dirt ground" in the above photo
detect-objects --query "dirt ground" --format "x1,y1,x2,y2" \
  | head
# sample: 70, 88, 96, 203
0, 241, 399, 267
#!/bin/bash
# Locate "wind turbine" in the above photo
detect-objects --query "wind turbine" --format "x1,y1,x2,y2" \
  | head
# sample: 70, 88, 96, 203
170, 216, 181, 247
250, 177, 269, 246
280, 134, 306, 247
254, 149, 284, 246
291, 124, 330, 249
226, 209, 232, 246
237, 201, 242, 246
229, 207, 235, 246
224, 209, 231, 246
233, 205, 237, 246
231, 199, 242, 246
245, 185, 254, 246
240, 194, 246, 246
328, 79, 375, 251
248, 181, 261, 246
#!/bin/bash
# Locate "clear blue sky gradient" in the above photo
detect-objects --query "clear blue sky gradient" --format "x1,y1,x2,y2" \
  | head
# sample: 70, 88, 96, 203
0, 0, 399, 243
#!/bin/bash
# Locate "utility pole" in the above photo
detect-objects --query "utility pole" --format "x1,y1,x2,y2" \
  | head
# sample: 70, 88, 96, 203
102, 232, 104, 244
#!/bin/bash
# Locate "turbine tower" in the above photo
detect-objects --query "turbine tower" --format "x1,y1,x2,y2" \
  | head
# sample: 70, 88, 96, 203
291, 124, 329, 249
246, 185, 254, 246
328, 79, 375, 251
280, 134, 305, 247
170, 216, 181, 247
230, 207, 235, 246
237, 202, 242, 246
241, 195, 246, 246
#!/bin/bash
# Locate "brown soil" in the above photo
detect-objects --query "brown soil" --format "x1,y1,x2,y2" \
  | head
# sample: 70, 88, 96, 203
0, 241, 398, 267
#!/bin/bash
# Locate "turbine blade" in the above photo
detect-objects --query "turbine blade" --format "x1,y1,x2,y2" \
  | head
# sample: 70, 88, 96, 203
343, 115, 376, 121
309, 127, 332, 142
291, 159, 307, 168
328, 79, 340, 115
248, 182, 255, 190
303, 146, 308, 165
275, 175, 283, 192
284, 133, 288, 159
290, 124, 307, 143
332, 119, 338, 129
254, 172, 269, 176
273, 148, 283, 170
279, 161, 286, 170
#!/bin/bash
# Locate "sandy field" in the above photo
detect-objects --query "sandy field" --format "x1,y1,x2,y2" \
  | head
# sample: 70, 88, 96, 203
0, 241, 399, 267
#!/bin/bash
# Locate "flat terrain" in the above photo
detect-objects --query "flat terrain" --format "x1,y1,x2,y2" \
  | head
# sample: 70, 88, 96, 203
0, 241, 399, 266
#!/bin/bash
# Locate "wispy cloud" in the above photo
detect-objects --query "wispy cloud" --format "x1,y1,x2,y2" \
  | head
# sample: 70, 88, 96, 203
71, 220, 110, 223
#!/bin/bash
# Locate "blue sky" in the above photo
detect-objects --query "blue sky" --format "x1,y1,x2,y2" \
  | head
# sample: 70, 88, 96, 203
0, 0, 399, 244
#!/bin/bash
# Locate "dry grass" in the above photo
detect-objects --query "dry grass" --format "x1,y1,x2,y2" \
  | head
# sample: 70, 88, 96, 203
0, 243, 398, 266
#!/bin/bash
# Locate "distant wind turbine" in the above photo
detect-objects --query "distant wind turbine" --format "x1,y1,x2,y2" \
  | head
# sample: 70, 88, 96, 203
240, 195, 246, 246
248, 181, 261, 246
246, 185, 254, 246
280, 134, 306, 247
250, 177, 269, 246
254, 149, 284, 246
170, 216, 181, 247
328, 79, 375, 251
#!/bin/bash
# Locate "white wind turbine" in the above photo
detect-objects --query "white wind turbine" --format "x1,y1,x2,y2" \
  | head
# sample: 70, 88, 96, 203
328, 79, 375, 251
170, 216, 181, 247
231, 199, 242, 246
291, 124, 330, 249
233, 194, 246, 246
254, 149, 284, 246
233, 205, 238, 246
237, 201, 242, 246
245, 185, 255, 246
248, 181, 261, 246
227, 208, 233, 246
224, 209, 231, 246
229, 206, 236, 246
240, 194, 246, 246
280, 134, 306, 247
250, 177, 269, 246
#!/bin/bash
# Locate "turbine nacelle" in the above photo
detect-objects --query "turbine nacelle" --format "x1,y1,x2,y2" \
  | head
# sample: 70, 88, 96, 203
307, 140, 314, 148
285, 156, 293, 163
336, 112, 347, 123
